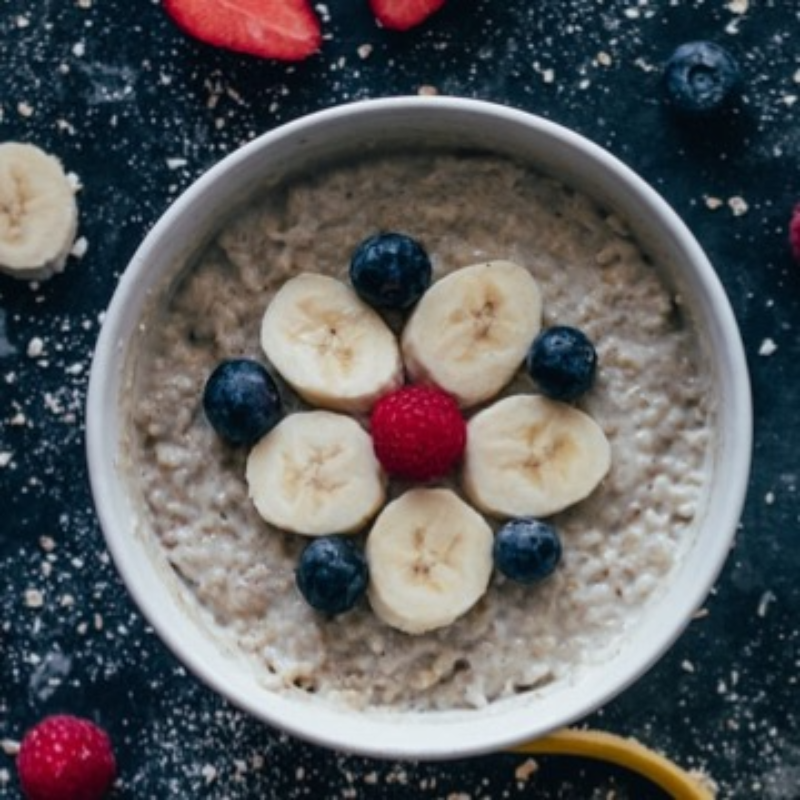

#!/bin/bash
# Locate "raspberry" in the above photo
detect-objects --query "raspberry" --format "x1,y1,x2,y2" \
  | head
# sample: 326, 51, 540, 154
790, 204, 800, 264
370, 385, 466, 481
17, 715, 116, 800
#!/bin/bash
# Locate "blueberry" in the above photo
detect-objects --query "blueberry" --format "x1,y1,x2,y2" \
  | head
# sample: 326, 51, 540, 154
349, 232, 432, 310
664, 41, 741, 116
296, 536, 369, 615
493, 517, 562, 585
526, 326, 597, 401
202, 359, 282, 446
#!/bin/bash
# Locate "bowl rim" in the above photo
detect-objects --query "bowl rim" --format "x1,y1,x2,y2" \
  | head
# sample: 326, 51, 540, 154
86, 95, 752, 760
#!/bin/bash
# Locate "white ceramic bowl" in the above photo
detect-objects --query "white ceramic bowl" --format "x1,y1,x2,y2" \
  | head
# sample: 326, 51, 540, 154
86, 96, 752, 760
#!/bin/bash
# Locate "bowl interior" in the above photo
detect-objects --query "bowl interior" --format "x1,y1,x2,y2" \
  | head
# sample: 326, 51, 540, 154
86, 97, 752, 760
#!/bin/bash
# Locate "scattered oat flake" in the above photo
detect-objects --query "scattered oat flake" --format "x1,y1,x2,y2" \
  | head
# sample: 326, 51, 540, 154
201, 764, 218, 784
56, 118, 76, 134
541, 68, 555, 84
0, 452, 12, 468
0, 740, 19, 757
70, 236, 89, 258
758, 338, 777, 356
417, 85, 439, 96
728, 196, 748, 216
17, 101, 34, 117
634, 57, 658, 73
357, 43, 372, 59
515, 757, 539, 782
27, 337, 44, 358
166, 157, 188, 170
757, 590, 776, 617
597, 51, 613, 67
681, 659, 696, 673
24, 589, 44, 608
704, 195, 724, 210
67, 172, 83, 191
727, 0, 748, 13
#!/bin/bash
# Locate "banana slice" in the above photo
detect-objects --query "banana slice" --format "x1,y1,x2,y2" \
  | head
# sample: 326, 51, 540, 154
462, 394, 611, 518
366, 488, 493, 635
246, 410, 386, 536
0, 142, 78, 281
261, 273, 402, 414
401, 260, 542, 408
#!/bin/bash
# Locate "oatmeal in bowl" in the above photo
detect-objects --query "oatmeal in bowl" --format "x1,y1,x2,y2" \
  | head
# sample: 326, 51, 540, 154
86, 97, 752, 759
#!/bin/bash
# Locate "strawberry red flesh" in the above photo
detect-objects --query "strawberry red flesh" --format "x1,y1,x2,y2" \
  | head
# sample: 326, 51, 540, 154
163, 0, 322, 61
368, 0, 447, 31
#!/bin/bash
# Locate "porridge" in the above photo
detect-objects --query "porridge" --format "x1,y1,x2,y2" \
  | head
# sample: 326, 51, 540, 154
126, 150, 713, 712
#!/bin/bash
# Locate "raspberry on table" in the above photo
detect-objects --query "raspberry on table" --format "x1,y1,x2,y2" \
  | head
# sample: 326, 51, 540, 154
17, 714, 116, 800
370, 384, 466, 482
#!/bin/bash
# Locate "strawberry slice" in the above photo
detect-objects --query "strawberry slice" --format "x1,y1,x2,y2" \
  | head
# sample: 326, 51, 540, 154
369, 0, 447, 31
163, 0, 322, 61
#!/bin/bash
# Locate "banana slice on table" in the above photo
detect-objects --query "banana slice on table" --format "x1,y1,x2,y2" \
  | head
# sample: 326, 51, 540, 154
401, 260, 542, 408
463, 395, 611, 519
246, 410, 386, 536
366, 488, 494, 635
261, 273, 403, 414
0, 142, 78, 281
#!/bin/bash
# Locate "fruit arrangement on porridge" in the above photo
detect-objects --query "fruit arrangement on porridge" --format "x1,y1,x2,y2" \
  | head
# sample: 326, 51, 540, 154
129, 151, 712, 711
205, 247, 611, 635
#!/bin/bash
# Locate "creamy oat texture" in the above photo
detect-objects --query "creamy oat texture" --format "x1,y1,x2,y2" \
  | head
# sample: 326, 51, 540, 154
128, 151, 713, 712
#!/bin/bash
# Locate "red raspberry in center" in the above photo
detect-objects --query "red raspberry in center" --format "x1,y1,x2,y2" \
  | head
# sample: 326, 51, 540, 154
370, 385, 467, 481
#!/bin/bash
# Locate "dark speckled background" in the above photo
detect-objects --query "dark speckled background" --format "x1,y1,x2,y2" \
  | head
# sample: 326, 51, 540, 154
1, 1, 798, 797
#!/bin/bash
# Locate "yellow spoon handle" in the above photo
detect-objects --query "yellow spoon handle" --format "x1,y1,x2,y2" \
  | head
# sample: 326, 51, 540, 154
510, 728, 715, 799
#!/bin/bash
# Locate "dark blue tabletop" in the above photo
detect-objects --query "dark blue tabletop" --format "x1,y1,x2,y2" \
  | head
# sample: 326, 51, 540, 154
1, 1, 798, 797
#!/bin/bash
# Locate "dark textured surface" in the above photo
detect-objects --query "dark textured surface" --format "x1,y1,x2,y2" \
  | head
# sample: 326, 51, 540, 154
1, 1, 798, 797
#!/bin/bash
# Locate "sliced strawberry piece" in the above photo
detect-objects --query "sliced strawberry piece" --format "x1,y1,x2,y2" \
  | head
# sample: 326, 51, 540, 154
369, 0, 447, 31
163, 0, 322, 61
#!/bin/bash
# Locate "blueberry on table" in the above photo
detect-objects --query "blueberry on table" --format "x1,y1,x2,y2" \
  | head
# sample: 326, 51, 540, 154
663, 41, 741, 116
349, 232, 432, 310
296, 536, 369, 615
493, 518, 562, 585
526, 326, 597, 401
202, 359, 282, 446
